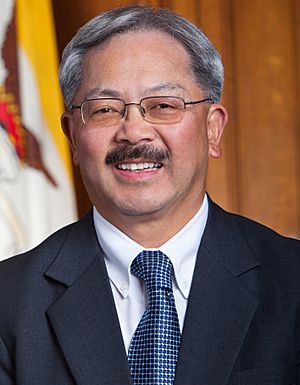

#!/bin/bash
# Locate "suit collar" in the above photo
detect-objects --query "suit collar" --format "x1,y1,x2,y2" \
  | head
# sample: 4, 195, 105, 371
202, 197, 260, 276
175, 199, 260, 385
44, 211, 100, 286
45, 198, 258, 286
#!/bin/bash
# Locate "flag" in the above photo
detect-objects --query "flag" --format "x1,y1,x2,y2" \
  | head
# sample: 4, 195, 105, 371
0, 0, 77, 260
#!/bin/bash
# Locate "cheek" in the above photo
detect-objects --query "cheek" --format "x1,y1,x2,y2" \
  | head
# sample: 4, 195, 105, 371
75, 130, 109, 164
76, 133, 108, 188
168, 121, 209, 162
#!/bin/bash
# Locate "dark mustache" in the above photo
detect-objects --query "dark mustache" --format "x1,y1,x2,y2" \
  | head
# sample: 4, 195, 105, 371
105, 144, 170, 164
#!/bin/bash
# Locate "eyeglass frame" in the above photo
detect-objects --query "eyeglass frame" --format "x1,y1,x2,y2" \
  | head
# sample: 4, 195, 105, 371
70, 95, 213, 125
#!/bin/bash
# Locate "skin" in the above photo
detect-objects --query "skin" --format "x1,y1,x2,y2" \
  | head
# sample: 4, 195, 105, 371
62, 30, 228, 247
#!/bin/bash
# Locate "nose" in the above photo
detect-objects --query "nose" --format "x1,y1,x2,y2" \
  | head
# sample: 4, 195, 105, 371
115, 104, 156, 144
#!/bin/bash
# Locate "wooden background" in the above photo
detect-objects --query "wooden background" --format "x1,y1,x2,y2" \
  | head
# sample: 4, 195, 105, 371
52, 0, 300, 238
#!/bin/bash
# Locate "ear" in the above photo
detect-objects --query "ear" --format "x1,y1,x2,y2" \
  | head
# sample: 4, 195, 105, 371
61, 112, 79, 165
206, 104, 228, 158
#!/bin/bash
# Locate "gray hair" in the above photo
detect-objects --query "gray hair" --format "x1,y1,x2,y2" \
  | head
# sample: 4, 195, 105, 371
59, 5, 224, 108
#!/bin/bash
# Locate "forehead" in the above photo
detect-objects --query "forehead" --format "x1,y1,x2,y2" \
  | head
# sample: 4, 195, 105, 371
78, 30, 201, 100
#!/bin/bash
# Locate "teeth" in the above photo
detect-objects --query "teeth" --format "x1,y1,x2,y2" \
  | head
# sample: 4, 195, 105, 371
116, 162, 162, 171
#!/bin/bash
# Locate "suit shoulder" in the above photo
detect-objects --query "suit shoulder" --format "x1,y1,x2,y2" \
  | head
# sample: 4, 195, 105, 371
0, 212, 96, 333
0, 210, 94, 288
206, 201, 300, 300
232, 211, 299, 250
209, 200, 300, 259
0, 219, 80, 295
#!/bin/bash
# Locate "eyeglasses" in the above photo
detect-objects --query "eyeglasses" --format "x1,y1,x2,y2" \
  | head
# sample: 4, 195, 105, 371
70, 96, 213, 126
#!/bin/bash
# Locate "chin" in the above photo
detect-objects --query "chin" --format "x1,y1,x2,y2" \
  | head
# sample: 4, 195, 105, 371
110, 196, 169, 218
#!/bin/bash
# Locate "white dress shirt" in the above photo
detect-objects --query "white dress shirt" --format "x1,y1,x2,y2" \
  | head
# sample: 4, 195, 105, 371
93, 194, 208, 352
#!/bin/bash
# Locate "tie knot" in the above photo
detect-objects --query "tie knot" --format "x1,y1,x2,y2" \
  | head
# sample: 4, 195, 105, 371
131, 250, 173, 291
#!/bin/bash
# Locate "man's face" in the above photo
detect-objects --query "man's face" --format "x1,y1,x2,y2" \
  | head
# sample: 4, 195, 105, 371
62, 30, 227, 231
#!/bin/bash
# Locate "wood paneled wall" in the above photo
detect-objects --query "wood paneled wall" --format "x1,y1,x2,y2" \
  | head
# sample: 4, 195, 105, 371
52, 0, 300, 238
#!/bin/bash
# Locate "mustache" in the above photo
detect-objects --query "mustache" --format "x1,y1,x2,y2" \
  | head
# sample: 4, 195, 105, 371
105, 144, 170, 164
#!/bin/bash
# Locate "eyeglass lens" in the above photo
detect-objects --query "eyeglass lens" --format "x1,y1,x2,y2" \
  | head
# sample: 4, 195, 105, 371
81, 97, 185, 125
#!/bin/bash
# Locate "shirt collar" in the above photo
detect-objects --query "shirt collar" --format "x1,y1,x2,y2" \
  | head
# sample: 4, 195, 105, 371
93, 194, 208, 299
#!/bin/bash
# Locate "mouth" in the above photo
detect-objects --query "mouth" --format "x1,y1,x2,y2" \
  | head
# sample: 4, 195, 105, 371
115, 162, 163, 172
107, 144, 168, 179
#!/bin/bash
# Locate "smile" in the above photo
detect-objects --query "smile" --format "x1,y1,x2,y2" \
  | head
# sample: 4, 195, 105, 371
116, 162, 163, 171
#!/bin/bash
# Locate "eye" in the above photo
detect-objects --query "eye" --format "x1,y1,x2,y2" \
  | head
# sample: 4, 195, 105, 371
91, 106, 120, 115
144, 97, 182, 113
82, 99, 124, 124
151, 102, 176, 110
145, 99, 181, 116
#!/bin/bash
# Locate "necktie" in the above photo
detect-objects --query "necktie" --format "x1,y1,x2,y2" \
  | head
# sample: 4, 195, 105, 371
128, 250, 181, 385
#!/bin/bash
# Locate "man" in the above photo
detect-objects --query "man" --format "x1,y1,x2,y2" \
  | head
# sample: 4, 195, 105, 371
0, 5, 299, 385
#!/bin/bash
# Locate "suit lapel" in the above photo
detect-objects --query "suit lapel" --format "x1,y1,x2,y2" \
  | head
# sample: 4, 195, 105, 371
45, 212, 132, 385
175, 200, 260, 385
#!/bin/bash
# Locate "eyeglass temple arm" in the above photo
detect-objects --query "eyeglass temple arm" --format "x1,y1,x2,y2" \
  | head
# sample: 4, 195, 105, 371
70, 105, 81, 110
185, 98, 213, 106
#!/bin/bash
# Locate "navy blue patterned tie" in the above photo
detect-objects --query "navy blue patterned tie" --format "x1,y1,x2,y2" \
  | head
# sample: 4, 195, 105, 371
128, 250, 181, 385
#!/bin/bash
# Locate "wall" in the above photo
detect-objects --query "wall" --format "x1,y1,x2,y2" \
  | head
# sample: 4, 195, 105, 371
52, 0, 300, 238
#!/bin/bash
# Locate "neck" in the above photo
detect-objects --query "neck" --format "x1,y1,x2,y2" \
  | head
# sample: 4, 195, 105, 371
97, 194, 205, 248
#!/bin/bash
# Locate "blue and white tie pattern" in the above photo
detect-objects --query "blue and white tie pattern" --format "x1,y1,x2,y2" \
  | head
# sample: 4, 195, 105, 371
128, 250, 181, 385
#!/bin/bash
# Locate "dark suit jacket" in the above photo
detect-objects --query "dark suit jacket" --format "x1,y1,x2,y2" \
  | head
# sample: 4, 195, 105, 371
0, 200, 299, 385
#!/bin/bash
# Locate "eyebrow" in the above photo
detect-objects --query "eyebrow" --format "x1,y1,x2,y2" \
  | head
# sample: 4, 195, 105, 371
84, 88, 121, 99
145, 83, 186, 94
84, 83, 187, 100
